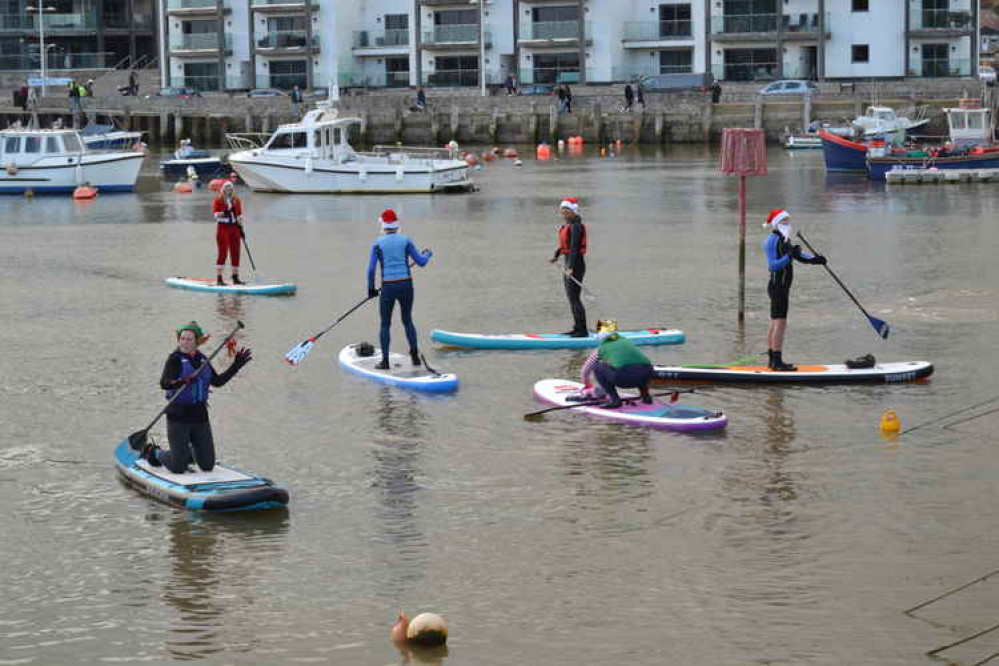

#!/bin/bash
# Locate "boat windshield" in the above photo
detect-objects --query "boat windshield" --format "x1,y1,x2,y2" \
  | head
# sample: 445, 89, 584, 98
62, 133, 83, 152
267, 130, 308, 150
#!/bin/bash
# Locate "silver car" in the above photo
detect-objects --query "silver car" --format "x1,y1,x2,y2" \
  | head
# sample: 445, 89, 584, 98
758, 80, 820, 96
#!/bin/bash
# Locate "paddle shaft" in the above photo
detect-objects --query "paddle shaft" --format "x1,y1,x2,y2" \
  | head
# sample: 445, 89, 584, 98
136, 321, 244, 436
526, 389, 695, 418
239, 228, 257, 273
796, 231, 878, 323
561, 267, 596, 299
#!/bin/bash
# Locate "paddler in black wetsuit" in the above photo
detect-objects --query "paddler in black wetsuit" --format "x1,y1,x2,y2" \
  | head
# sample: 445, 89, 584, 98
762, 209, 826, 371
548, 196, 588, 337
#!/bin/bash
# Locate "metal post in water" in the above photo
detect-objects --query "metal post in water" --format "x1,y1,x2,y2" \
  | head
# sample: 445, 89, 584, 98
738, 174, 747, 323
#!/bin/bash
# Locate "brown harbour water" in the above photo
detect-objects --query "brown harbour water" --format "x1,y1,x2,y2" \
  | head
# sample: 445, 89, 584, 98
2, 145, 999, 665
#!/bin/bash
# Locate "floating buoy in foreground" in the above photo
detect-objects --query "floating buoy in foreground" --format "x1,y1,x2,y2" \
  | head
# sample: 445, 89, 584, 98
464, 154, 479, 166
390, 611, 409, 645
406, 612, 448, 647
880, 408, 901, 437
481, 151, 496, 162
503, 147, 518, 158
174, 181, 193, 193
536, 143, 550, 160
558, 139, 565, 150
513, 158, 523, 167
73, 184, 97, 200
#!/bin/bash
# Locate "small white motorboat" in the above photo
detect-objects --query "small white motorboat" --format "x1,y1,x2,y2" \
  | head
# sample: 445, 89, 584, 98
227, 105, 472, 194
0, 127, 144, 193
852, 106, 930, 141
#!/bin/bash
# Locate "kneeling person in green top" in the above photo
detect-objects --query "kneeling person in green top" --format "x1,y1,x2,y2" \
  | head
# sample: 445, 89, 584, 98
579, 319, 653, 409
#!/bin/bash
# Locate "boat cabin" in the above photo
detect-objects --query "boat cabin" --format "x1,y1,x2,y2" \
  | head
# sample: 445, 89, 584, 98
944, 105, 992, 146
0, 129, 85, 164
262, 108, 360, 163
864, 106, 898, 122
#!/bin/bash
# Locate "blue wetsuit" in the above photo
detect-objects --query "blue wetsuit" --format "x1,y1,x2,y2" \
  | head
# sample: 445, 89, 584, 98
762, 231, 821, 319
367, 232, 432, 363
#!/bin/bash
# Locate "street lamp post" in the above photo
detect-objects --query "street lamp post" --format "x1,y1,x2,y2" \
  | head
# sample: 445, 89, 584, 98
26, 2, 56, 97
471, 0, 486, 96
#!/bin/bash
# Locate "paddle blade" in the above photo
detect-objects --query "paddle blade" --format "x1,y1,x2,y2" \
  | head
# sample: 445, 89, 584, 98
128, 429, 148, 451
284, 339, 315, 365
870, 317, 890, 340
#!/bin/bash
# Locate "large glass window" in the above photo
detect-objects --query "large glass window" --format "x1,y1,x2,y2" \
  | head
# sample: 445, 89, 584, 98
269, 59, 307, 89
430, 55, 479, 86
722, 48, 777, 81
532, 52, 579, 84
658, 4, 691, 37
922, 43, 950, 77
659, 49, 693, 74
434, 9, 477, 25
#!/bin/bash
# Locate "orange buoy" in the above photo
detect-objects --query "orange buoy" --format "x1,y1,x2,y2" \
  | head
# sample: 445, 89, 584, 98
536, 143, 551, 160
173, 182, 194, 193
503, 147, 519, 158
464, 154, 479, 166
72, 185, 97, 200
481, 151, 496, 162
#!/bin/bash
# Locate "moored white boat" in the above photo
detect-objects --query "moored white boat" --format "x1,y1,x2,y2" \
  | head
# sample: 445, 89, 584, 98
81, 122, 143, 150
852, 105, 930, 141
0, 127, 144, 193
227, 106, 472, 194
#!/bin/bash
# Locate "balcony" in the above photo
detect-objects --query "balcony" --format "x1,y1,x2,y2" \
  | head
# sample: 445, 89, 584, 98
622, 20, 692, 45
0, 51, 111, 70
520, 67, 579, 84
422, 23, 477, 44
711, 62, 778, 82
44, 12, 97, 31
423, 69, 479, 86
256, 72, 308, 90
250, 0, 319, 12
520, 20, 591, 44
352, 29, 409, 50
782, 12, 829, 39
909, 58, 971, 77
104, 12, 155, 30
909, 7, 973, 34
336, 70, 411, 88
710, 13, 777, 39
256, 30, 319, 52
419, 0, 474, 6
169, 32, 232, 54
172, 73, 246, 91
168, 0, 230, 15
611, 64, 693, 81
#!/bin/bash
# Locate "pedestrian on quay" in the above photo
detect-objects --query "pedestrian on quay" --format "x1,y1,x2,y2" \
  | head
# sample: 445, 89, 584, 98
548, 196, 588, 337
18, 81, 28, 112
68, 79, 82, 115
562, 82, 573, 113
137, 321, 252, 473
504, 74, 515, 96
213, 181, 245, 286
623, 83, 634, 112
710, 79, 722, 104
416, 87, 427, 112
84, 78, 94, 96
129, 69, 138, 97
636, 81, 645, 110
762, 208, 826, 371
291, 84, 303, 117
510, 73, 518, 95
366, 209, 434, 369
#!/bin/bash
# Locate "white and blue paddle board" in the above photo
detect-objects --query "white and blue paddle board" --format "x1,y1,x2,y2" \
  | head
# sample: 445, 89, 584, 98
338, 344, 458, 393
166, 276, 297, 296
431, 327, 685, 350
114, 440, 289, 511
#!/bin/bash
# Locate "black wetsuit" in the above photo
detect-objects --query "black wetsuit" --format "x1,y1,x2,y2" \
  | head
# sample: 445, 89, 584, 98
554, 216, 587, 335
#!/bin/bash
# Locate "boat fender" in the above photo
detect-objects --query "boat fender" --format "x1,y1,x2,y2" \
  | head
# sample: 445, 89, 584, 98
5, 163, 16, 176
73, 185, 97, 200
359, 167, 367, 182
356, 342, 376, 357
305, 156, 314, 176
396, 167, 404, 182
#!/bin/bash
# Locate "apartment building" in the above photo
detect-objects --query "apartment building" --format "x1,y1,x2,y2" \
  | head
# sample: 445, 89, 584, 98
0, 0, 157, 74
161, 0, 979, 92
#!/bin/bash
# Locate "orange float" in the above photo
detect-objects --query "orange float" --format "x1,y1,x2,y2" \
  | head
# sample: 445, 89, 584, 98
174, 182, 194, 193
72, 185, 97, 200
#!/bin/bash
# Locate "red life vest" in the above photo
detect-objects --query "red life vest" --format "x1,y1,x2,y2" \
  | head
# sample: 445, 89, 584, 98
558, 221, 587, 256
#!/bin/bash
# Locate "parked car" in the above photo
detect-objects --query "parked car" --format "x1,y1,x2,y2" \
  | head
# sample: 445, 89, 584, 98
247, 88, 287, 97
638, 72, 714, 92
146, 86, 202, 99
519, 83, 555, 96
758, 80, 820, 96
980, 66, 996, 85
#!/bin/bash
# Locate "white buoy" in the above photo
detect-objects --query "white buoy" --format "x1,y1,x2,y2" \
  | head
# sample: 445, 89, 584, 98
406, 612, 448, 647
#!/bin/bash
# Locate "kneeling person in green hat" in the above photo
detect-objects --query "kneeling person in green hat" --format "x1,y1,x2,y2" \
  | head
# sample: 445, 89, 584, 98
574, 319, 653, 409
140, 321, 252, 473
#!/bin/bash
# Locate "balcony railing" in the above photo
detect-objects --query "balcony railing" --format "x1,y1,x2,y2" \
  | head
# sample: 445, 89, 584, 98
353, 28, 409, 47
0, 14, 34, 31
520, 68, 580, 85
909, 8, 973, 31
622, 20, 692, 41
711, 62, 778, 81
172, 74, 246, 90
168, 0, 220, 9
522, 20, 583, 40
256, 30, 318, 49
422, 23, 478, 44
170, 33, 231, 51
252, 0, 310, 5
911, 58, 971, 77
0, 51, 111, 70
710, 13, 777, 35
782, 12, 827, 34
424, 69, 479, 86
43, 12, 97, 31
104, 12, 155, 29
257, 73, 308, 89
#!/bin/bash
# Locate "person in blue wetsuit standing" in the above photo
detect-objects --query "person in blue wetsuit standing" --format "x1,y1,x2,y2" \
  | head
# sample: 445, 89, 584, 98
762, 208, 826, 371
367, 208, 433, 369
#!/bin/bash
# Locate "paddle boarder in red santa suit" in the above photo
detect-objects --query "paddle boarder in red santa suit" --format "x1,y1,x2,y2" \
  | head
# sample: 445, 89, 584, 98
213, 181, 244, 286
548, 196, 588, 337
762, 209, 826, 371
139, 321, 252, 473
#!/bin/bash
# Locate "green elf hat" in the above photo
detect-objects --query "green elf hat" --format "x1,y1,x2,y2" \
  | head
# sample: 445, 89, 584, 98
175, 321, 210, 345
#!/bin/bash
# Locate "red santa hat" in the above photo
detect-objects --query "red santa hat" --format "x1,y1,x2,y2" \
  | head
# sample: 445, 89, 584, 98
379, 208, 400, 230
559, 196, 579, 213
763, 208, 789, 229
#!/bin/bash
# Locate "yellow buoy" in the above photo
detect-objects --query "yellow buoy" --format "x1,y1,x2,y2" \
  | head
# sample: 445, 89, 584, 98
880, 408, 901, 437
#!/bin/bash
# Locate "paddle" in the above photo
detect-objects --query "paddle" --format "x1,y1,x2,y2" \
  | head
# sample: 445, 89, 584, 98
560, 268, 598, 302
127, 320, 244, 452
524, 388, 695, 421
284, 296, 375, 365
285, 259, 420, 365
420, 353, 441, 377
239, 227, 262, 283
796, 230, 890, 340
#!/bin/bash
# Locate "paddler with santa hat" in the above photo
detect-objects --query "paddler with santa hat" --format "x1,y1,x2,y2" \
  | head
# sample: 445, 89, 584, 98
762, 208, 826, 371
548, 196, 588, 337
366, 208, 434, 369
